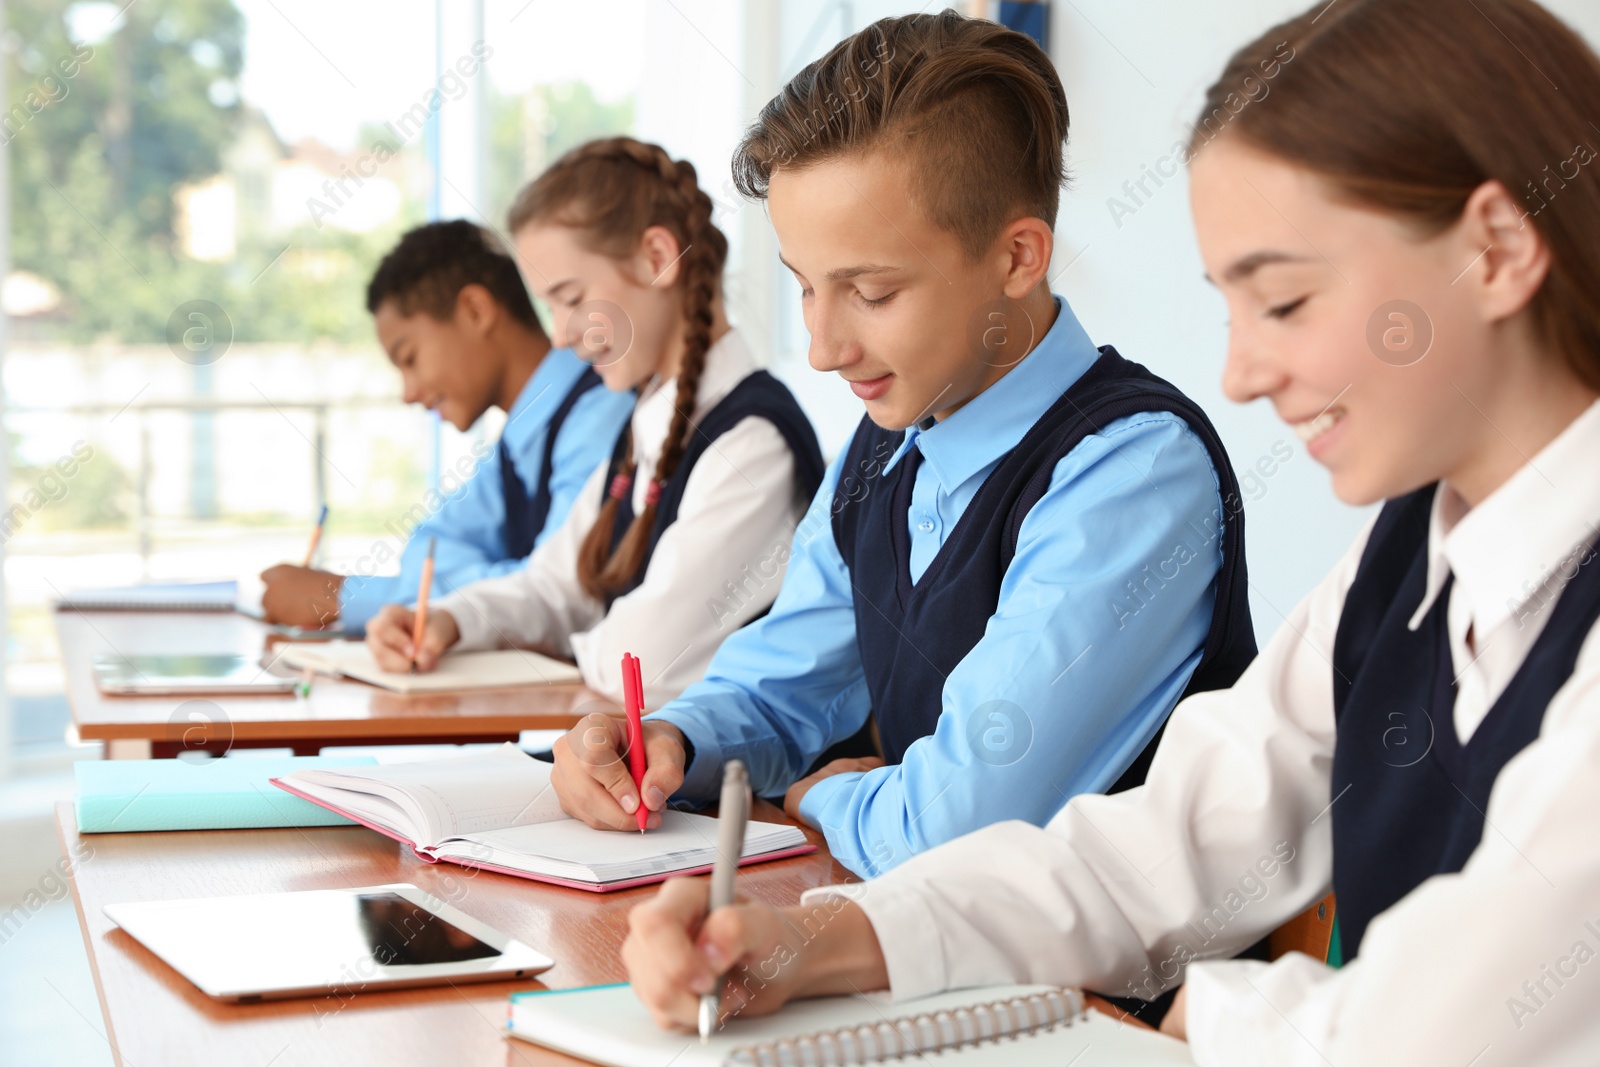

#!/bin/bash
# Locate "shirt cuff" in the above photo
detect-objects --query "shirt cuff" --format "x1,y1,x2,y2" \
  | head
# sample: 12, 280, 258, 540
432, 591, 496, 651
795, 769, 859, 829
336, 574, 395, 629
1183, 954, 1338, 1065
801, 877, 950, 1002
649, 706, 725, 801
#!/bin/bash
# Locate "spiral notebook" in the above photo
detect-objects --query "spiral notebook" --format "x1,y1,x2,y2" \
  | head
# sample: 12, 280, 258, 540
55, 579, 240, 612
507, 982, 1195, 1065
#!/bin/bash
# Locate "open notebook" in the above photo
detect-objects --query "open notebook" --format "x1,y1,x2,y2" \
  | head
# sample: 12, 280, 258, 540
271, 640, 582, 692
271, 744, 814, 891
507, 982, 1195, 1066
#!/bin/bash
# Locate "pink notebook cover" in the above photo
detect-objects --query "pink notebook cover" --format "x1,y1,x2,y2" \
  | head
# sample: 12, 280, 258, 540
269, 777, 817, 893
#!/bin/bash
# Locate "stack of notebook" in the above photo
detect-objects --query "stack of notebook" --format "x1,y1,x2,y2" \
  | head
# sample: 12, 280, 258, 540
55, 580, 240, 612
76, 755, 374, 832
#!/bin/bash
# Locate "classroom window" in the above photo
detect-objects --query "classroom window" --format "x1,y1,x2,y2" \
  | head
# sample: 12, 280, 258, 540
0, 0, 645, 775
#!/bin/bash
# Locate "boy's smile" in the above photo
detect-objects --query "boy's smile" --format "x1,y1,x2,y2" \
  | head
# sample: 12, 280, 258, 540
374, 300, 497, 432
845, 372, 894, 403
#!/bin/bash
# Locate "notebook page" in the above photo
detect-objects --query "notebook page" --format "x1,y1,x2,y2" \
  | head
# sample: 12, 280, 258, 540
272, 641, 581, 691
439, 811, 807, 882
282, 744, 565, 843
507, 983, 1195, 1067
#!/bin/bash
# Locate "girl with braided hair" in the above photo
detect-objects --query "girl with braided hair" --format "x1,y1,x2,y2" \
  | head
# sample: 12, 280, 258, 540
366, 137, 824, 713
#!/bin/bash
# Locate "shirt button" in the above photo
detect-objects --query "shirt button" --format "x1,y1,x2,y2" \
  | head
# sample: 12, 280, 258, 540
918, 519, 935, 533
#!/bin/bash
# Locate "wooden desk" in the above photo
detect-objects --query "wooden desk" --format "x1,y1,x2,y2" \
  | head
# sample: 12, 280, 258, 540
55, 610, 598, 758
56, 800, 860, 1067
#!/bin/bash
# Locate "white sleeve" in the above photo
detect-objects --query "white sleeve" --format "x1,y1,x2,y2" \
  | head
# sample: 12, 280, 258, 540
1183, 627, 1600, 1066
570, 415, 805, 707
431, 460, 608, 658
807, 502, 1600, 1065
802, 514, 1372, 999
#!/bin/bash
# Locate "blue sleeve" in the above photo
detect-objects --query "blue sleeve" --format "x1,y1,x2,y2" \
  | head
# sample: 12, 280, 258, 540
338, 438, 522, 628
796, 413, 1224, 878
340, 384, 631, 629
533, 384, 633, 549
650, 449, 872, 800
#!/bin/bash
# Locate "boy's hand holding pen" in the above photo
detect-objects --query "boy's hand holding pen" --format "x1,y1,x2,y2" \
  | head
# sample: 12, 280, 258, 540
549, 656, 687, 832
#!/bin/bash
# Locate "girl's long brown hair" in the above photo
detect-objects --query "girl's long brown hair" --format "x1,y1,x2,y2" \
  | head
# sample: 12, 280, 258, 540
1197, 0, 1600, 390
508, 138, 729, 600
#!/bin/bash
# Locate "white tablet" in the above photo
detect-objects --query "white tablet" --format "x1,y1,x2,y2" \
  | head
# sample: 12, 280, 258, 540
104, 883, 554, 1001
92, 653, 297, 695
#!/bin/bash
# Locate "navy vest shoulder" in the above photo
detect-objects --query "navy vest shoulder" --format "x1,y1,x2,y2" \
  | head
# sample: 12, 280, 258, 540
500, 366, 605, 560
1330, 483, 1600, 960
602, 370, 825, 608
830, 345, 1257, 773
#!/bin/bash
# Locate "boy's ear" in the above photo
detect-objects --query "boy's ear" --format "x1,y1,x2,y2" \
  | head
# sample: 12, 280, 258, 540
1459, 179, 1550, 324
454, 284, 501, 336
999, 216, 1055, 300
636, 225, 685, 288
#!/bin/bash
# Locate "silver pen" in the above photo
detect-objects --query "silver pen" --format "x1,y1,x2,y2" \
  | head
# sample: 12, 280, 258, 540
699, 759, 749, 1044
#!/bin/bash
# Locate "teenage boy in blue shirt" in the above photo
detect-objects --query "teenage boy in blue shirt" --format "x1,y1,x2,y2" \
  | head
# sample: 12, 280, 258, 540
548, 13, 1256, 877
260, 220, 633, 630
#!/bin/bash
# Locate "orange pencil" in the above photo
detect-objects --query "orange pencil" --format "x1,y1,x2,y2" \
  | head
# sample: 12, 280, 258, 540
301, 504, 328, 566
409, 537, 436, 673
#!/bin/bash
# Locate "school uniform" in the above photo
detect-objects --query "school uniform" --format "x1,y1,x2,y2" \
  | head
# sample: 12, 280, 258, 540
650, 295, 1256, 877
431, 329, 823, 706
339, 347, 633, 628
804, 399, 1600, 1065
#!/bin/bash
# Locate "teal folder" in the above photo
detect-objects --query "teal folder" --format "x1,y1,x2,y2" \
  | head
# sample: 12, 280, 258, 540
75, 755, 378, 832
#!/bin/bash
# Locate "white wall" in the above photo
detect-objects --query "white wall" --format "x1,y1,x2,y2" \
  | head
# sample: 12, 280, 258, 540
1048, 0, 1361, 638
633, 0, 755, 320
638, 0, 1600, 636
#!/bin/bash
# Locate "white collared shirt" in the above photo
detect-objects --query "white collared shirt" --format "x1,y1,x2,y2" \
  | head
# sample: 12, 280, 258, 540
805, 399, 1600, 1066
433, 328, 808, 707
1409, 428, 1600, 743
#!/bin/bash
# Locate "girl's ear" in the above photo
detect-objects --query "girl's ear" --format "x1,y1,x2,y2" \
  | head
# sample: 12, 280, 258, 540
636, 225, 686, 289
1458, 180, 1551, 324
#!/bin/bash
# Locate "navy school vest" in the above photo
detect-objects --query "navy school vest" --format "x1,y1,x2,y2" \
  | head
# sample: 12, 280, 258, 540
500, 366, 605, 560
829, 345, 1258, 776
601, 370, 825, 609
1329, 483, 1600, 960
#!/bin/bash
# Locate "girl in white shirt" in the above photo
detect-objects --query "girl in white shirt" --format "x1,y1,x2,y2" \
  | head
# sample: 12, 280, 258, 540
617, 2, 1600, 1063
367, 138, 823, 710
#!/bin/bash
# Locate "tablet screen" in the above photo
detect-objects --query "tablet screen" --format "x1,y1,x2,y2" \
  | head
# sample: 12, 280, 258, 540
356, 891, 499, 965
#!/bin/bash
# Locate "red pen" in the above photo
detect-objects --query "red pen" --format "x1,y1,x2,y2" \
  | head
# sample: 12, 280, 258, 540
623, 653, 649, 832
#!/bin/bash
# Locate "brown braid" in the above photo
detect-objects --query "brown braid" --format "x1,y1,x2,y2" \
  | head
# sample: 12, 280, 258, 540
507, 138, 729, 600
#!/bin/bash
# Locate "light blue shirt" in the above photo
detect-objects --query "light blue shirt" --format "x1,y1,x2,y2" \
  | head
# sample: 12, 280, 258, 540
339, 347, 634, 628
652, 297, 1228, 877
